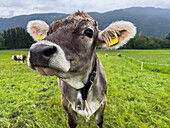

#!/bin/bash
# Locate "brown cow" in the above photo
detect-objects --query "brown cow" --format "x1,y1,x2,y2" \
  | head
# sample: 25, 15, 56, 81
27, 11, 136, 128
12, 55, 27, 64
105, 53, 108, 58
118, 53, 122, 57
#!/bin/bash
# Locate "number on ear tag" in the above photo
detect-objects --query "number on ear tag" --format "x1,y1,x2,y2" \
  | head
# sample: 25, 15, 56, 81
109, 36, 119, 46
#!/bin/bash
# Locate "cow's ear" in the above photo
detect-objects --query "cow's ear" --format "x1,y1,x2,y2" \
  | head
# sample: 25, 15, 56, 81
27, 20, 49, 41
98, 21, 136, 49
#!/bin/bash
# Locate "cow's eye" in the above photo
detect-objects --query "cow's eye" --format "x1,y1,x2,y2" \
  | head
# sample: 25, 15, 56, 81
84, 29, 93, 38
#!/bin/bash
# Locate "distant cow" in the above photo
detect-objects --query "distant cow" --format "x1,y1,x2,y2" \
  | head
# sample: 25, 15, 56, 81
27, 11, 136, 128
105, 53, 108, 58
118, 53, 122, 57
12, 55, 27, 64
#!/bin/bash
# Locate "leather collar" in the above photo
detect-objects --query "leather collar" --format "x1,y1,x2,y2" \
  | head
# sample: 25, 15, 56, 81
77, 59, 97, 100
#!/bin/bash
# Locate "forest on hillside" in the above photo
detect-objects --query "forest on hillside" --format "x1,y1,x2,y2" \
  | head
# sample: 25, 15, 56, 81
0, 27, 170, 50
0, 27, 33, 49
122, 35, 170, 49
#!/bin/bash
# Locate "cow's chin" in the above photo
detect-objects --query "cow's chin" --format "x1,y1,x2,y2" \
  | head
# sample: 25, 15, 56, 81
32, 66, 70, 79
35, 67, 57, 76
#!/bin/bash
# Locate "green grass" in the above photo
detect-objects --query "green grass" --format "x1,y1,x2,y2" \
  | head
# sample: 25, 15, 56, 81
101, 49, 170, 74
0, 50, 170, 128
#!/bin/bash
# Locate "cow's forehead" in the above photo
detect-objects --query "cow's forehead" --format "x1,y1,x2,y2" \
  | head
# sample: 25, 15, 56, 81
66, 11, 95, 21
50, 11, 97, 32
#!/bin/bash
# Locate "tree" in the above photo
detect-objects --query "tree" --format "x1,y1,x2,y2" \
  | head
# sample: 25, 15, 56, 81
165, 32, 170, 40
121, 35, 169, 49
6, 29, 13, 49
0, 35, 5, 49
2, 27, 34, 49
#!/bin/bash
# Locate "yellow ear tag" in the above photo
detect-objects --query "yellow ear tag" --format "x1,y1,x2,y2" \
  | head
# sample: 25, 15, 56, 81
38, 34, 46, 40
38, 35, 42, 40
109, 37, 119, 46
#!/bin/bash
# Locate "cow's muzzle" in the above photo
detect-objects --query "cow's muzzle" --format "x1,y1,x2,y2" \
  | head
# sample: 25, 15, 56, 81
29, 44, 57, 67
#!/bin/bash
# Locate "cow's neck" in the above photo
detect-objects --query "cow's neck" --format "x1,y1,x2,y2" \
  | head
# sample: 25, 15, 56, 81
61, 53, 96, 90
77, 58, 96, 100
61, 53, 97, 111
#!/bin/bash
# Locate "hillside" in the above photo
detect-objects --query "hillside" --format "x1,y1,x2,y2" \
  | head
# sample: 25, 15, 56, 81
1, 7, 170, 39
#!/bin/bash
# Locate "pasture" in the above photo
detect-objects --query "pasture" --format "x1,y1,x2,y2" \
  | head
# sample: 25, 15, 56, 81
0, 50, 169, 128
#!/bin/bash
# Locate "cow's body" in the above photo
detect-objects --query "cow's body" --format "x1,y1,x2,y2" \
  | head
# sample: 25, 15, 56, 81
118, 53, 122, 57
12, 55, 27, 64
59, 55, 107, 124
27, 11, 136, 128
105, 53, 108, 58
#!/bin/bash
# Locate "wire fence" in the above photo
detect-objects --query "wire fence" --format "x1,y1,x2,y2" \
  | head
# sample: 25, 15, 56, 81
124, 55, 170, 70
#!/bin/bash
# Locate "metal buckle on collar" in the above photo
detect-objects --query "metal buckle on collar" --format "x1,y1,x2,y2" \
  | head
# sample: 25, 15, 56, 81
90, 71, 96, 83
76, 90, 84, 110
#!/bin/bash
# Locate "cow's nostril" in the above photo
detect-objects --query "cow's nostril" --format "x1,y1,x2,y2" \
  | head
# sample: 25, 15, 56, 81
43, 46, 57, 57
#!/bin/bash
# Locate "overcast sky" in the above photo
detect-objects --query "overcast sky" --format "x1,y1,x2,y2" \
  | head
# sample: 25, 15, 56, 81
1, 0, 170, 18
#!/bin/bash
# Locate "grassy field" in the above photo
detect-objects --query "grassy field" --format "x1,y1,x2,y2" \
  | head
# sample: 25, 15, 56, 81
103, 49, 170, 74
0, 50, 170, 128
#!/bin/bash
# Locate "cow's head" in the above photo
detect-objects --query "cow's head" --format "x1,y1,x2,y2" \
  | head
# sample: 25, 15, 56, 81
27, 11, 136, 88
